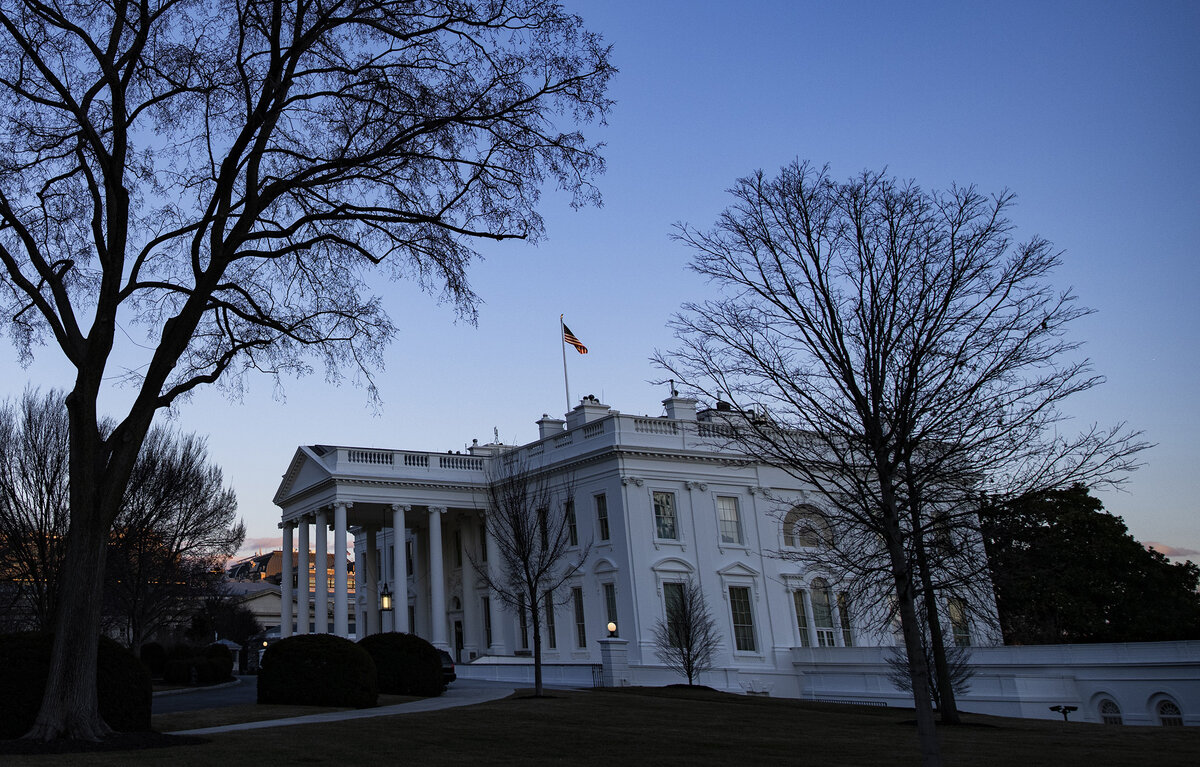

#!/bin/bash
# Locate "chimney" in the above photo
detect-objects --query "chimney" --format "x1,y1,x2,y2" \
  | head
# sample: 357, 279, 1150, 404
663, 396, 698, 422
565, 395, 611, 430
537, 414, 566, 439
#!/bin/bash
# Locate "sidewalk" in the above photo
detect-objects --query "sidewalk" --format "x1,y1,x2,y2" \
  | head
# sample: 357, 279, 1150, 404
168, 681, 516, 735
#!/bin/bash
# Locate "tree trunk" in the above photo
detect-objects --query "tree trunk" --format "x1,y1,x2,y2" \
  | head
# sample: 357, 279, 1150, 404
879, 475, 942, 767
915, 536, 961, 724
531, 598, 544, 697
24, 493, 113, 740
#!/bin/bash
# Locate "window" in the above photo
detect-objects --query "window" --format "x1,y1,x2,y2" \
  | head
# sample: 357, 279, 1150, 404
792, 589, 811, 647
545, 591, 557, 650
408, 605, 416, 634
604, 582, 618, 636
595, 494, 610, 541
454, 529, 463, 567
1099, 698, 1122, 725
810, 578, 836, 647
717, 496, 743, 544
518, 594, 529, 650
1157, 700, 1183, 727
573, 587, 587, 648
664, 582, 685, 648
783, 505, 831, 548
653, 491, 678, 540
728, 586, 756, 652
480, 523, 488, 562
482, 596, 493, 647
406, 540, 414, 575
538, 507, 549, 549
837, 592, 854, 647
947, 597, 971, 647
566, 499, 578, 546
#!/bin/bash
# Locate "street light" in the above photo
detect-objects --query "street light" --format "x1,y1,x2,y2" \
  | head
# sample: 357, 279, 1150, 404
607, 621, 617, 637
380, 583, 393, 612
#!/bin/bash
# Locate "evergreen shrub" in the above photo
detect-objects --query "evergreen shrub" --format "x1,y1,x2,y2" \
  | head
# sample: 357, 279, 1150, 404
358, 632, 444, 697
0, 632, 152, 738
257, 634, 377, 708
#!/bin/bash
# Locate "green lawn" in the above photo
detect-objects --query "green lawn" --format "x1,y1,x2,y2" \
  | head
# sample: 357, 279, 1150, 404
7, 686, 1199, 766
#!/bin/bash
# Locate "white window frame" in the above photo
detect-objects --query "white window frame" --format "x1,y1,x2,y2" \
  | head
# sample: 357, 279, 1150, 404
652, 490, 680, 541
716, 495, 744, 546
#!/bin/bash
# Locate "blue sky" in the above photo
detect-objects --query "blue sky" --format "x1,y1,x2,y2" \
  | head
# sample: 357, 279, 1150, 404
4, 1, 1197, 561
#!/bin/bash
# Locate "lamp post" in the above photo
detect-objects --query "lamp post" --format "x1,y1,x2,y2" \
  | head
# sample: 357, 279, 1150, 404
607, 621, 617, 637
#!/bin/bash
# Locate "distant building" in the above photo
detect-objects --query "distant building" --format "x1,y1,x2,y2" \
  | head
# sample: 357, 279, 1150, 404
226, 551, 355, 635
274, 394, 1199, 726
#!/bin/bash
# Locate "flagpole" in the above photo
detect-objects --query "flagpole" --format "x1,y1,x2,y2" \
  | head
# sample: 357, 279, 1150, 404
560, 314, 571, 413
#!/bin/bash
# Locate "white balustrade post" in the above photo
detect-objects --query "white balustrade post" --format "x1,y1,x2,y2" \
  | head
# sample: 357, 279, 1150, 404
429, 506, 448, 649
315, 508, 329, 633
392, 504, 409, 633
280, 522, 294, 638
296, 517, 310, 634
333, 502, 350, 637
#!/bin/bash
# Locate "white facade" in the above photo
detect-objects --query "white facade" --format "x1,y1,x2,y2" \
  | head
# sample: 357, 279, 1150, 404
274, 395, 1200, 726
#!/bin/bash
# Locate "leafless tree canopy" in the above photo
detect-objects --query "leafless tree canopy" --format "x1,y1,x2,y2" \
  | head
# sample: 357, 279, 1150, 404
657, 161, 1146, 764
0, 0, 611, 740
0, 388, 243, 645
471, 453, 589, 696
652, 577, 719, 686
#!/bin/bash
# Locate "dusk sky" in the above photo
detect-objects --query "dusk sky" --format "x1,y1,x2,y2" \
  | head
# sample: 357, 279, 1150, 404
3, 1, 1197, 562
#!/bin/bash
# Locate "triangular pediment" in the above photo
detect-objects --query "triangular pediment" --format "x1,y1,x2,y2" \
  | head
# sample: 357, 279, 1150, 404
273, 446, 334, 506
716, 561, 760, 579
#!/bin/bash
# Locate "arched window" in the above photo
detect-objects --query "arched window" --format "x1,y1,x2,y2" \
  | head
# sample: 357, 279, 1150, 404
783, 506, 831, 548
1099, 698, 1122, 725
1157, 699, 1183, 727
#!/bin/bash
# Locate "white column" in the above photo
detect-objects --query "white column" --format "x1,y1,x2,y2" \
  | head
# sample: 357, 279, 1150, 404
280, 522, 294, 638
392, 504, 409, 633
296, 517, 310, 634
483, 521, 507, 654
364, 526, 379, 636
315, 508, 329, 633
831, 594, 845, 648
460, 522, 479, 659
333, 501, 349, 637
802, 589, 818, 648
428, 506, 448, 649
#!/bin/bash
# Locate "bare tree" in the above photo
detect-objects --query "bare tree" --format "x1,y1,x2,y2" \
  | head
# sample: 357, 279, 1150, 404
105, 429, 244, 650
0, 390, 243, 646
652, 578, 719, 686
470, 454, 590, 697
656, 161, 1145, 765
0, 1, 611, 740
0, 388, 70, 630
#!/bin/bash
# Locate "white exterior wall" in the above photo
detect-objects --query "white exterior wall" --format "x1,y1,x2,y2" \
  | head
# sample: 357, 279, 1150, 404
280, 395, 1198, 725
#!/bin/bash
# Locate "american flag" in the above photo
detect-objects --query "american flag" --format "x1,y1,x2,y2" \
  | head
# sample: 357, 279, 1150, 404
563, 324, 588, 354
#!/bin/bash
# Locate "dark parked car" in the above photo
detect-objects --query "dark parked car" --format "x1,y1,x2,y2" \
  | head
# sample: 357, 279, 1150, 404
438, 649, 456, 686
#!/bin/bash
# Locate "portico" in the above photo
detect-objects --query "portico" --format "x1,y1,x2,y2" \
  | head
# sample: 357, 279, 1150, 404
273, 443, 505, 651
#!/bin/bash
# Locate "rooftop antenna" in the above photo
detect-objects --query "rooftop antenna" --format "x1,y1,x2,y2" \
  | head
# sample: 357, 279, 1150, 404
493, 426, 499, 444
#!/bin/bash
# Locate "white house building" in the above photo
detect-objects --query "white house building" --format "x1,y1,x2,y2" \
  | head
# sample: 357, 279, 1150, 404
273, 394, 1200, 726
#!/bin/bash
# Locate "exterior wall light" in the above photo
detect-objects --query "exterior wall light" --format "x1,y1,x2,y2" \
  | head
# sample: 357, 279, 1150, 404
380, 583, 393, 612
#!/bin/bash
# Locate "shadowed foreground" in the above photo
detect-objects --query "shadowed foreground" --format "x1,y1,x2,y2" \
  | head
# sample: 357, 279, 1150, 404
4, 686, 1198, 766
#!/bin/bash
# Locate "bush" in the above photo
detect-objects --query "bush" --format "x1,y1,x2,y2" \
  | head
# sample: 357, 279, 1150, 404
358, 632, 444, 697
140, 641, 166, 677
258, 634, 377, 708
0, 632, 152, 738
204, 643, 235, 681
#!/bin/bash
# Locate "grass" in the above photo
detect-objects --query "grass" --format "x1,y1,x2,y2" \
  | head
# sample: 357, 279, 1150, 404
5, 686, 1199, 766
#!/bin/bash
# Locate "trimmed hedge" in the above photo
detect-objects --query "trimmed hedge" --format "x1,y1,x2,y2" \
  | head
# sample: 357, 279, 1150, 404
140, 641, 166, 677
0, 632, 152, 738
358, 632, 444, 697
258, 634, 377, 708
